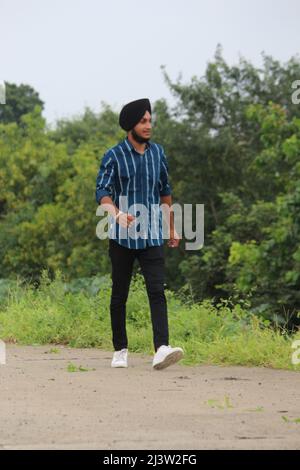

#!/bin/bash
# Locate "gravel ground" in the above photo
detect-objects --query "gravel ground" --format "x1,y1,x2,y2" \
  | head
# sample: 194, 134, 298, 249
0, 344, 299, 450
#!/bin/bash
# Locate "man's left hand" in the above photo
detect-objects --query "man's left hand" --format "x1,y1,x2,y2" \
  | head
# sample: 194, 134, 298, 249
167, 229, 181, 248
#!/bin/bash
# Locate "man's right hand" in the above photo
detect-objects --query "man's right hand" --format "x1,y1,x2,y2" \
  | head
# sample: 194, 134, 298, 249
100, 198, 136, 229
115, 211, 136, 228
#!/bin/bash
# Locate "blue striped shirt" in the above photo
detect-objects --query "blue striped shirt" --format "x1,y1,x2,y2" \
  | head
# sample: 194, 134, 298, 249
95, 136, 172, 249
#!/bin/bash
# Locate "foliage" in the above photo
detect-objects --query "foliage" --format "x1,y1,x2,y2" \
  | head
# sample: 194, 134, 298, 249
0, 269, 299, 370
1, 48, 300, 327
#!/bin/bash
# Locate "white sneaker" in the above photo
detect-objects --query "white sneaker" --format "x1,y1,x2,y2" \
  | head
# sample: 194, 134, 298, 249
152, 345, 184, 370
111, 348, 128, 368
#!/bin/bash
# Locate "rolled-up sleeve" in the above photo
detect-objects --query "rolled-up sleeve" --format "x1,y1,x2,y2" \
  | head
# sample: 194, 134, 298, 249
159, 146, 172, 196
95, 151, 115, 204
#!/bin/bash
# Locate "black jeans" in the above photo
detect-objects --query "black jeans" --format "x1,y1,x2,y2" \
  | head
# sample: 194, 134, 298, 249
108, 238, 169, 353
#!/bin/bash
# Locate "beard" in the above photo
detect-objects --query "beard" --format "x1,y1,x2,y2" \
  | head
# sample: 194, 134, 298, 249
131, 128, 150, 144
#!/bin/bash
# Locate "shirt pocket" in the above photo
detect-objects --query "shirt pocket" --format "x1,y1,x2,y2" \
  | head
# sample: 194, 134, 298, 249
119, 164, 141, 192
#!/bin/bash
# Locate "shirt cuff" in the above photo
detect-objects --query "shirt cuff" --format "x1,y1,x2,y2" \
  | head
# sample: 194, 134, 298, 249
96, 189, 112, 204
159, 187, 172, 196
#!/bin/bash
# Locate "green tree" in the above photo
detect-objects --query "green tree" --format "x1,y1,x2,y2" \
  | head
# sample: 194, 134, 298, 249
0, 82, 44, 124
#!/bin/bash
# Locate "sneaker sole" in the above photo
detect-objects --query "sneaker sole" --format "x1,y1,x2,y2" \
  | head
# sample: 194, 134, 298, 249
153, 350, 184, 370
111, 363, 128, 368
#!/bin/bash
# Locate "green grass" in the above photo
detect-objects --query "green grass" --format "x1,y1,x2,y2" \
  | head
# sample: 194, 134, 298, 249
205, 396, 234, 409
67, 362, 95, 372
0, 268, 299, 371
282, 416, 300, 423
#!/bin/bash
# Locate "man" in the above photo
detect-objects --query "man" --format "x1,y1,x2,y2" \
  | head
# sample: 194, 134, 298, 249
95, 98, 184, 370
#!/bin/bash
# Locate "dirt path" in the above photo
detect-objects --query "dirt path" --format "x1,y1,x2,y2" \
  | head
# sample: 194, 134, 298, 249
0, 344, 299, 450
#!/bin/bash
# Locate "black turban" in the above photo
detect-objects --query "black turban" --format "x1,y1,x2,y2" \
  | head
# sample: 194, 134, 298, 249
119, 98, 151, 131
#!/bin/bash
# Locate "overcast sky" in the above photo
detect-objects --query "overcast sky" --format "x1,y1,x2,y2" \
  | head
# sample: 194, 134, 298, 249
1, 0, 300, 125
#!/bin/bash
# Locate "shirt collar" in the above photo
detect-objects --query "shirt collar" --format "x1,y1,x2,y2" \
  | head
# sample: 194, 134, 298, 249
124, 136, 150, 153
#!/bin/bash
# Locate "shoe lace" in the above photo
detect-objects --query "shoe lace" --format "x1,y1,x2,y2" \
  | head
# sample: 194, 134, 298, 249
117, 349, 127, 360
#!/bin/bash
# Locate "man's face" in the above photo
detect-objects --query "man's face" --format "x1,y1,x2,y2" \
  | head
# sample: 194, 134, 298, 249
131, 110, 152, 142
